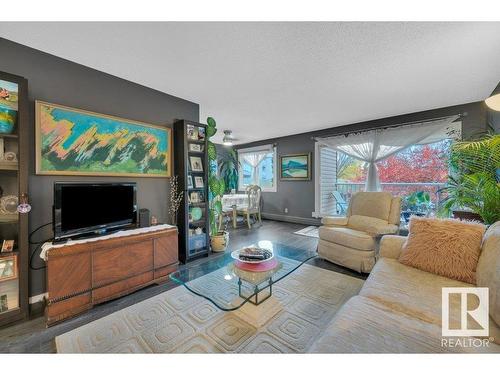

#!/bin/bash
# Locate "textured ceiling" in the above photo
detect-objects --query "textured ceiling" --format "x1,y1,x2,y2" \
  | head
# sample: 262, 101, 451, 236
1, 22, 500, 144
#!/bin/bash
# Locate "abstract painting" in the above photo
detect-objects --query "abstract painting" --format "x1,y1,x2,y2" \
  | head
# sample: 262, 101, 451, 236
0, 79, 18, 134
280, 153, 311, 180
35, 101, 171, 177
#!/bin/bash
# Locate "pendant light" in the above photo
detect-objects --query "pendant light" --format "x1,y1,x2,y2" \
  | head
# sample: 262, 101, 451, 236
485, 82, 500, 111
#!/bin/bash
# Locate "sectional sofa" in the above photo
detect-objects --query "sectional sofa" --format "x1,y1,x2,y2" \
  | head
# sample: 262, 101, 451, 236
310, 222, 500, 353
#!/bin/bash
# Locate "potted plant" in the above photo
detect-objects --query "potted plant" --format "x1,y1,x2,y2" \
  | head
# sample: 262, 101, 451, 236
218, 148, 239, 193
439, 133, 500, 224
401, 191, 432, 223
206, 117, 229, 252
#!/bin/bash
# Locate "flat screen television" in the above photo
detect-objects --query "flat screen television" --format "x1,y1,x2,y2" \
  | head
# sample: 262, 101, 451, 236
53, 182, 137, 241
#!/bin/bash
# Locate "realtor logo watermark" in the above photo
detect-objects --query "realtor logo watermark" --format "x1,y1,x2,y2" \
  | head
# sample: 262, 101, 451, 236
441, 287, 492, 348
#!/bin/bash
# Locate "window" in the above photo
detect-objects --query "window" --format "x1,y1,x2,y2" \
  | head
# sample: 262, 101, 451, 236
237, 144, 277, 192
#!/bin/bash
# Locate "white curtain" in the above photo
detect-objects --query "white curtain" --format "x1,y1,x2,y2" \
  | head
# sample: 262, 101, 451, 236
316, 116, 460, 191
241, 153, 267, 169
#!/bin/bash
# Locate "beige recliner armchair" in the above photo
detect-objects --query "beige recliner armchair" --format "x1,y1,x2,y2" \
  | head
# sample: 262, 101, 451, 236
318, 192, 401, 273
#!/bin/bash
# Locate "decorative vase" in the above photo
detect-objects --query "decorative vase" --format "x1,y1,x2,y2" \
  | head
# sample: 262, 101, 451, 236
210, 231, 229, 252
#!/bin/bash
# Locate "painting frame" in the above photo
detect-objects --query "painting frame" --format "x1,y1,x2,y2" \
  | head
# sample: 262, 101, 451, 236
279, 152, 311, 181
35, 100, 172, 178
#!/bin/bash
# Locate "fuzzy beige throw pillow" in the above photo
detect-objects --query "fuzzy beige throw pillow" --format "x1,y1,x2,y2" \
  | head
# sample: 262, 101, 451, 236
398, 217, 486, 284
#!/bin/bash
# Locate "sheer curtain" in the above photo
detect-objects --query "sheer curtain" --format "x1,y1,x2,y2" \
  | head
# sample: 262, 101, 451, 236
316, 116, 460, 191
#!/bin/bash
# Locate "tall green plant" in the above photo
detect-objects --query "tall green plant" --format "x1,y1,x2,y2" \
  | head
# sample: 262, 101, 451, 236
218, 148, 239, 193
206, 117, 226, 235
439, 133, 500, 224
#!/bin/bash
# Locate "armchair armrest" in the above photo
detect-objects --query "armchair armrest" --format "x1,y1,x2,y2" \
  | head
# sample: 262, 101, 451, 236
379, 235, 407, 259
321, 216, 348, 227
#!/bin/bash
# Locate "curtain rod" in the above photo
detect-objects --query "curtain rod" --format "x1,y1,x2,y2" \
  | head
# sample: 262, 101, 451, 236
311, 113, 465, 141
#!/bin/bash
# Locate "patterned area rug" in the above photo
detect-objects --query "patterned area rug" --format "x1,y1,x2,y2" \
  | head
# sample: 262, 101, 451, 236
293, 226, 319, 238
56, 263, 363, 353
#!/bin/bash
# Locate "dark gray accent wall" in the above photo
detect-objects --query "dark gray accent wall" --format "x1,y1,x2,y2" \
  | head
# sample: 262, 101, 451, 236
0, 38, 199, 296
236, 101, 490, 225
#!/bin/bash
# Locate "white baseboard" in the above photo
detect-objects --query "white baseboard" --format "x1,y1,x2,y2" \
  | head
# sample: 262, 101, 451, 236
262, 212, 321, 226
29, 293, 47, 305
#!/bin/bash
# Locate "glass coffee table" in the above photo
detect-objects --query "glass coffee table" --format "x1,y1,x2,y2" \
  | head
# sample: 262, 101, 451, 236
169, 240, 317, 326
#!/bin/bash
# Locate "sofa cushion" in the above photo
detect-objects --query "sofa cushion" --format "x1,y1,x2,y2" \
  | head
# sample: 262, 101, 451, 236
360, 258, 500, 342
309, 296, 499, 353
388, 196, 402, 225
318, 226, 375, 251
476, 221, 500, 326
349, 192, 393, 221
398, 217, 486, 284
348, 215, 399, 236
360, 258, 473, 326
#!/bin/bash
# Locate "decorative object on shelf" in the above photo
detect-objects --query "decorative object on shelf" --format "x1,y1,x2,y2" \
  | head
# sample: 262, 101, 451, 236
0, 195, 18, 214
1, 239, 14, 253
3, 151, 17, 162
0, 295, 7, 313
198, 127, 206, 141
16, 193, 31, 214
168, 175, 184, 226
206, 117, 229, 252
35, 101, 172, 177
189, 156, 204, 172
187, 175, 193, 189
187, 124, 198, 140
189, 207, 203, 222
438, 133, 500, 224
0, 79, 18, 134
194, 176, 204, 188
188, 191, 200, 203
280, 153, 311, 180
195, 227, 203, 235
151, 215, 158, 226
189, 143, 203, 152
0, 255, 17, 281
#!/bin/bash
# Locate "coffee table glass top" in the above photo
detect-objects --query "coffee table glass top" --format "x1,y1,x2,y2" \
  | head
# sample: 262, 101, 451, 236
169, 241, 317, 311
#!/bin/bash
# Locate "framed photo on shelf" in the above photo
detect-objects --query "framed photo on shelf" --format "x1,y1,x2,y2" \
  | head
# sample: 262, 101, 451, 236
189, 143, 204, 152
1, 239, 14, 253
198, 127, 205, 141
279, 153, 312, 181
0, 255, 17, 282
190, 156, 204, 172
194, 176, 204, 188
189, 191, 200, 203
187, 175, 193, 189
187, 124, 198, 140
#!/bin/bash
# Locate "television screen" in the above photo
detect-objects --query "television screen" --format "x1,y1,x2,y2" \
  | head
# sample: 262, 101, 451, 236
53, 182, 137, 240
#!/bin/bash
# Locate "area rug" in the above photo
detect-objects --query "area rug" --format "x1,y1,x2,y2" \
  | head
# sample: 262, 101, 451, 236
55, 263, 363, 353
293, 226, 319, 238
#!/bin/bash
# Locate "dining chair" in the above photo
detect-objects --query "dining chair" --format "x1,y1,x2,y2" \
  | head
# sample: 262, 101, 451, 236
236, 185, 262, 229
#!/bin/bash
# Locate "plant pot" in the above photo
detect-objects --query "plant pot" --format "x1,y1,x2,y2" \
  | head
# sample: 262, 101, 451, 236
452, 210, 483, 223
210, 231, 229, 252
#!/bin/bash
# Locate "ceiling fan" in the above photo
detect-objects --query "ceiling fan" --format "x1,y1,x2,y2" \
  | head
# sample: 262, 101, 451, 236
222, 130, 238, 146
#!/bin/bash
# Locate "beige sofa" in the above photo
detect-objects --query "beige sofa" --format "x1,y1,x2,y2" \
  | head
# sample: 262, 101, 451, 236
310, 221, 500, 353
318, 192, 401, 273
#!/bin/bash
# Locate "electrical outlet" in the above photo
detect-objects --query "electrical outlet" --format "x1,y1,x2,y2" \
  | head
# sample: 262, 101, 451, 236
284, 208, 288, 214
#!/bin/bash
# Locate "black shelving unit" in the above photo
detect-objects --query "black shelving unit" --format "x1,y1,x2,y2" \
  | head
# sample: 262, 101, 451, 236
173, 120, 210, 263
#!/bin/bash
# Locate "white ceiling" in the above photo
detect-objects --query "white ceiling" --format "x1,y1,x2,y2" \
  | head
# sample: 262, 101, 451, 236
1, 22, 500, 144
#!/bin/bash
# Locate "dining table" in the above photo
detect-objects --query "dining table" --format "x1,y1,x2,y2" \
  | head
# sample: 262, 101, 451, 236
221, 193, 248, 228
